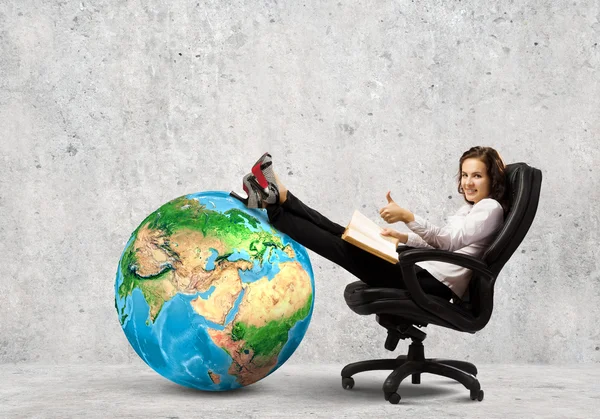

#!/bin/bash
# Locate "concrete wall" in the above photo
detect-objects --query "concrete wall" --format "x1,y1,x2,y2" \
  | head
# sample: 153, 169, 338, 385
1, 0, 599, 365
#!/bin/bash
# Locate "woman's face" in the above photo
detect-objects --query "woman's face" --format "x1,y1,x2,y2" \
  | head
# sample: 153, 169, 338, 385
461, 158, 491, 204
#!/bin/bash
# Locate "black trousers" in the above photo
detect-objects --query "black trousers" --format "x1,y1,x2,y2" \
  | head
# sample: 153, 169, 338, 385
266, 191, 453, 300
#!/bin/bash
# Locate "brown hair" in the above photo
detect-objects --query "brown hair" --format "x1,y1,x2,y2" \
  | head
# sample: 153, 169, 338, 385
457, 146, 508, 213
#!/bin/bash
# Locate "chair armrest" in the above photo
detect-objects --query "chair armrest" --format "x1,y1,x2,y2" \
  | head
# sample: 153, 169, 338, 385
398, 249, 494, 280
396, 245, 415, 254
395, 248, 495, 328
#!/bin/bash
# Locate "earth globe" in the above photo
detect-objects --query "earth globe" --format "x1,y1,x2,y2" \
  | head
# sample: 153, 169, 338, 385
114, 191, 315, 391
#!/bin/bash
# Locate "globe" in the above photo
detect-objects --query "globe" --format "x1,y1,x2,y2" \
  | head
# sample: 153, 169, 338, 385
114, 191, 315, 391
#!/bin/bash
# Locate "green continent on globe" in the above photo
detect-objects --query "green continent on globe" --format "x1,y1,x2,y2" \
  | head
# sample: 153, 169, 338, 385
116, 196, 290, 323
116, 195, 313, 386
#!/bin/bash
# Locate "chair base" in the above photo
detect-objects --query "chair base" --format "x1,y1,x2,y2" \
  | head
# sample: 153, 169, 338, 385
341, 340, 484, 404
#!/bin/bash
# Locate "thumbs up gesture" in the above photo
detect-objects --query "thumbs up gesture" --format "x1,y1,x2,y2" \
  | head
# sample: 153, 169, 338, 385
385, 191, 394, 204
379, 191, 413, 224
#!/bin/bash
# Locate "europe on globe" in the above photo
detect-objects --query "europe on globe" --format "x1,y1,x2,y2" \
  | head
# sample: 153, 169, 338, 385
114, 191, 315, 391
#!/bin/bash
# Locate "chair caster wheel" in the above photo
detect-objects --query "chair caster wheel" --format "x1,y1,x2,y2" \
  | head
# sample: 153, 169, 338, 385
470, 389, 484, 401
385, 392, 401, 404
342, 377, 354, 390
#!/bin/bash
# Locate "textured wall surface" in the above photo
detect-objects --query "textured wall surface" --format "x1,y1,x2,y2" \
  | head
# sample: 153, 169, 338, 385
1, 0, 599, 365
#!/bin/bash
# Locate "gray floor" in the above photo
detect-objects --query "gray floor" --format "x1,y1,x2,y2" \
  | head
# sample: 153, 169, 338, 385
1, 363, 599, 418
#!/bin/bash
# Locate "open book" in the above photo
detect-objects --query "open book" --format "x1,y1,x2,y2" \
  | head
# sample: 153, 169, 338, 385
341, 210, 400, 264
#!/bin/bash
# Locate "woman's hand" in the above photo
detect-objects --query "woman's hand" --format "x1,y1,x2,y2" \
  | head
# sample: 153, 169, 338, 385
380, 228, 408, 244
380, 228, 400, 239
379, 191, 415, 224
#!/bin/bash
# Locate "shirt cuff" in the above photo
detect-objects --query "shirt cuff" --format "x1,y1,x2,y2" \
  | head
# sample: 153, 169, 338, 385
405, 232, 422, 248
406, 214, 426, 231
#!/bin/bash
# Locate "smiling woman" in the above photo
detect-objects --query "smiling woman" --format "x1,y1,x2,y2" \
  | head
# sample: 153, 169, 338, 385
457, 146, 508, 212
230, 147, 507, 301
462, 158, 491, 204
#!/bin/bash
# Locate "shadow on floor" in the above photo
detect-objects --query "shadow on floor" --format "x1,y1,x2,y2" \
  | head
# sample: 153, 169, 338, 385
151, 370, 472, 405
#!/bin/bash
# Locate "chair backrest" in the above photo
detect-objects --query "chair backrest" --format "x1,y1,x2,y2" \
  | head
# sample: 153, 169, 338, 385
467, 162, 542, 320
483, 162, 543, 273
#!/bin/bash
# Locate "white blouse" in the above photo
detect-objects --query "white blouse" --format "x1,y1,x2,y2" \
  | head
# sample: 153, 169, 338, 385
405, 198, 504, 299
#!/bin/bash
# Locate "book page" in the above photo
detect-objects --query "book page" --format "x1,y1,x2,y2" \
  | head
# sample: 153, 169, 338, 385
343, 227, 398, 259
348, 210, 398, 246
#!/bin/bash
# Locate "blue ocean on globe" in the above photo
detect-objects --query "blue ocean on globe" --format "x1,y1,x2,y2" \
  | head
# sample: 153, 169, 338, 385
115, 191, 315, 391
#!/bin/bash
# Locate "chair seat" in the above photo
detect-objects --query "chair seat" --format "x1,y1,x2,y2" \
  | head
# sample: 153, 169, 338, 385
344, 281, 475, 332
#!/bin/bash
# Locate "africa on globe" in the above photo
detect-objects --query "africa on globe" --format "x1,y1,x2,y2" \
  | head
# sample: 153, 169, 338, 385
114, 191, 315, 391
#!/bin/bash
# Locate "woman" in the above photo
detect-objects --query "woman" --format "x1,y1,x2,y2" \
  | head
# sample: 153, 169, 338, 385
230, 147, 507, 301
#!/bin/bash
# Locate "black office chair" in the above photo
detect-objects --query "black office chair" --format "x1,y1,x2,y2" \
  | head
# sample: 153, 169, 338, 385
341, 162, 542, 404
